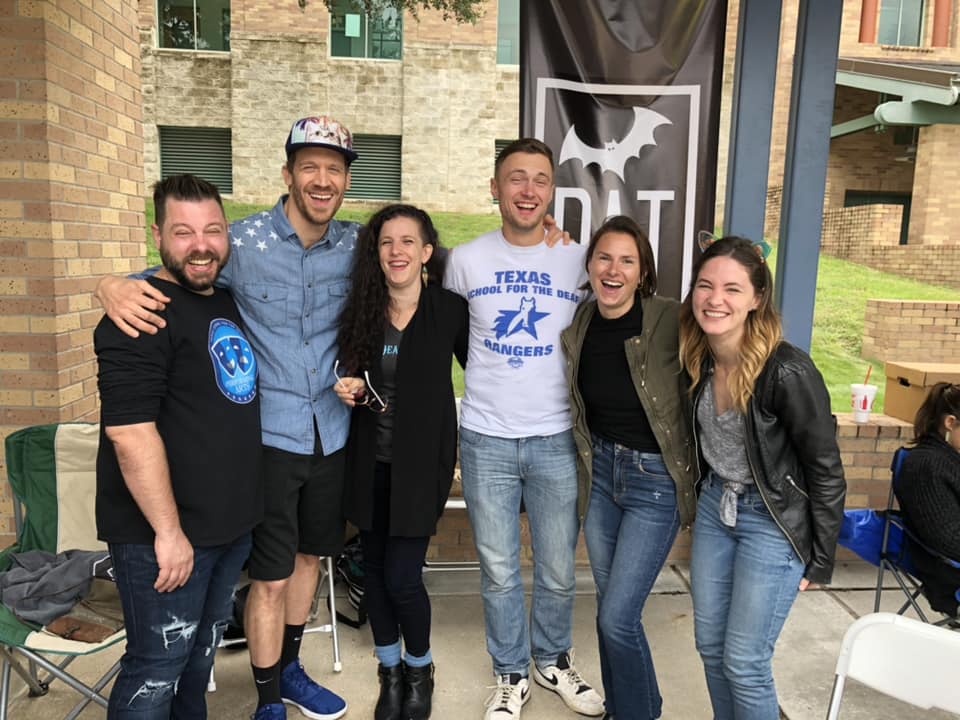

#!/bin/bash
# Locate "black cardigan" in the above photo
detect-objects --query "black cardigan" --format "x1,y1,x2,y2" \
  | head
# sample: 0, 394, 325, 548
897, 434, 960, 559
343, 284, 468, 537
896, 434, 960, 613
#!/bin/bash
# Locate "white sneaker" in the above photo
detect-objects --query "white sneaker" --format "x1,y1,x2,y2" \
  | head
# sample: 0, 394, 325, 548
484, 673, 530, 719
533, 650, 605, 717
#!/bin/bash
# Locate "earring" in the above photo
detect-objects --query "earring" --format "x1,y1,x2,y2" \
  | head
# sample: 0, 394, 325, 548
421, 265, 428, 288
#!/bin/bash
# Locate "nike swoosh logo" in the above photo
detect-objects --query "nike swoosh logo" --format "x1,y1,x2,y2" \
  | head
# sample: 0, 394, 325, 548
541, 673, 558, 687
255, 679, 270, 685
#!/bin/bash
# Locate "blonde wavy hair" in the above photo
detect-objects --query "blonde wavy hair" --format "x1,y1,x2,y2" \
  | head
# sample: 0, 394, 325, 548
679, 236, 782, 414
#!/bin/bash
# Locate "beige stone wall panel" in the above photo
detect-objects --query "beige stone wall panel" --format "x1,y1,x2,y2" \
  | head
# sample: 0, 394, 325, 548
400, 42, 511, 213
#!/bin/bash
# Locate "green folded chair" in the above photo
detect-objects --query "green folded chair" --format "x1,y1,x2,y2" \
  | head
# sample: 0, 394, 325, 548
0, 423, 124, 720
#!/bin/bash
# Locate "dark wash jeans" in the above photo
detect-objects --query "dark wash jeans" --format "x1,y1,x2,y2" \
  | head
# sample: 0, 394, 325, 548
584, 435, 680, 720
107, 534, 251, 719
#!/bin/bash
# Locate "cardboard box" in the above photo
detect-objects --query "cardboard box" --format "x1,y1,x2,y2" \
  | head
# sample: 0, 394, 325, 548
884, 362, 960, 423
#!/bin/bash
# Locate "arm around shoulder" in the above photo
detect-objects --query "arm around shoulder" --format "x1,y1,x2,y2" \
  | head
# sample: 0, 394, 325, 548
96, 274, 171, 338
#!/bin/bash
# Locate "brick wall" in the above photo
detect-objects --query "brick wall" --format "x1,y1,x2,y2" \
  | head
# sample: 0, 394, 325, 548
764, 194, 960, 289
908, 123, 960, 246
862, 300, 960, 363
820, 203, 903, 257
0, 0, 145, 546
825, 87, 915, 211
430, 413, 913, 565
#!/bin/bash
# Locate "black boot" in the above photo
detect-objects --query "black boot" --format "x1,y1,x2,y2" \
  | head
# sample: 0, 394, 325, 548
375, 663, 405, 720
401, 662, 434, 719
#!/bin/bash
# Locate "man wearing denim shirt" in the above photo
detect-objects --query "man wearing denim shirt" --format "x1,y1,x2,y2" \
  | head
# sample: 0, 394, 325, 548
96, 116, 358, 720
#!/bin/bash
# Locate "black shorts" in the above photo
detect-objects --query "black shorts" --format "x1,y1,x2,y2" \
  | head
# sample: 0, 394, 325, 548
247, 444, 346, 582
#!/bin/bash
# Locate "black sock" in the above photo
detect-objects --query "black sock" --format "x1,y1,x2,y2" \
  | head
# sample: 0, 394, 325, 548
280, 623, 305, 671
252, 661, 281, 708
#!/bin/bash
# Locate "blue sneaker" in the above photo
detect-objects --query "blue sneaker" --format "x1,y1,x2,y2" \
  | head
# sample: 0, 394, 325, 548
279, 661, 347, 720
252, 703, 286, 720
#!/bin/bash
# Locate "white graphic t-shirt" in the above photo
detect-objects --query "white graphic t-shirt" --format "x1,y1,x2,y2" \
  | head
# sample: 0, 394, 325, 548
444, 230, 587, 438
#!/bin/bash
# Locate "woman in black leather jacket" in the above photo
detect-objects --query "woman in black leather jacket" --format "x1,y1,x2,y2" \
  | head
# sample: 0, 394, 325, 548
678, 236, 845, 720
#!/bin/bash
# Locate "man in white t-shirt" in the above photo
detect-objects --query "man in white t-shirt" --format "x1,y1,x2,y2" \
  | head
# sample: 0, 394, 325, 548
444, 139, 604, 720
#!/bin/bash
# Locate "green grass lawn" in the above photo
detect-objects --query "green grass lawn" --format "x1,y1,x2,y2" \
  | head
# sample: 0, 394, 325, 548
145, 200, 957, 413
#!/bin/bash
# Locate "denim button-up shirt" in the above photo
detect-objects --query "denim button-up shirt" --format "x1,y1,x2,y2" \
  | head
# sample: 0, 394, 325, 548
218, 196, 359, 456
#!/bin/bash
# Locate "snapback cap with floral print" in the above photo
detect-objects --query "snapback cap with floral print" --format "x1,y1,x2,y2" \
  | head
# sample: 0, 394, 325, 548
284, 115, 358, 165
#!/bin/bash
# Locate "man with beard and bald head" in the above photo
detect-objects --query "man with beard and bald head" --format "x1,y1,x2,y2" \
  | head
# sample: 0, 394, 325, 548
96, 174, 263, 718
96, 117, 358, 720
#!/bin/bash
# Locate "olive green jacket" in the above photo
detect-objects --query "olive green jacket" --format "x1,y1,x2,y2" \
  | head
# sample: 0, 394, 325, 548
560, 295, 697, 527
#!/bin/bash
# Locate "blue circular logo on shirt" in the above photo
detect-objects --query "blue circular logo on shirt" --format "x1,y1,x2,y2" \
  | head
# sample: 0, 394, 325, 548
208, 318, 258, 404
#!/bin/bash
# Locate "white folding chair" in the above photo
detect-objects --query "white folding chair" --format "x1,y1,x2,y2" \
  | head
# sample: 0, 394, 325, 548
303, 556, 342, 672
825, 612, 960, 719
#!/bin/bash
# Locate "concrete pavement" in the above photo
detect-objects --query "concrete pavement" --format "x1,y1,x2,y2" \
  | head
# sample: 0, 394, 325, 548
7, 561, 958, 718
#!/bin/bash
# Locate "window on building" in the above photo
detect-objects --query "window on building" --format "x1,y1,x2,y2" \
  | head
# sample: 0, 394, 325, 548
492, 138, 512, 202
878, 0, 925, 46
158, 0, 230, 51
345, 134, 402, 200
159, 126, 233, 194
330, 1, 402, 60
497, 0, 520, 65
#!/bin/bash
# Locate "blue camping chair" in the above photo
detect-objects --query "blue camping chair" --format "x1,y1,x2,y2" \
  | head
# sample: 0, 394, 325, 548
873, 447, 960, 625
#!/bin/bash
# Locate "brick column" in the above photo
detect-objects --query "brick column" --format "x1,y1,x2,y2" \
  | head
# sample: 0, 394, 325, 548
932, 0, 952, 47
908, 124, 960, 246
858, 0, 878, 43
0, 0, 145, 546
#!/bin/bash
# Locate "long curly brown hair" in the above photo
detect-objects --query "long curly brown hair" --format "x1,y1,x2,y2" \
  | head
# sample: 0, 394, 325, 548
336, 204, 443, 374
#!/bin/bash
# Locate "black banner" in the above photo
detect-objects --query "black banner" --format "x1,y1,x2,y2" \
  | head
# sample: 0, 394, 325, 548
522, 1, 727, 298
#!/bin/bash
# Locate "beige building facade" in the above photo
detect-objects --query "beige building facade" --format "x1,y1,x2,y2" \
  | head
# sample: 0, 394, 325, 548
141, 0, 520, 211
140, 0, 960, 263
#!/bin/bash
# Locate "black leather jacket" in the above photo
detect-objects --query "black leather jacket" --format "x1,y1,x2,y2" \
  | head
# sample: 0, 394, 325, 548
692, 342, 846, 584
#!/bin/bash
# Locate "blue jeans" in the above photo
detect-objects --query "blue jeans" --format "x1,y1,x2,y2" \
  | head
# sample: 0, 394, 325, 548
584, 437, 679, 719
459, 427, 580, 675
690, 474, 805, 720
108, 534, 252, 719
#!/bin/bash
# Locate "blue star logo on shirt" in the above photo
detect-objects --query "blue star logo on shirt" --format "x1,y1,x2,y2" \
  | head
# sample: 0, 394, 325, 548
492, 297, 549, 340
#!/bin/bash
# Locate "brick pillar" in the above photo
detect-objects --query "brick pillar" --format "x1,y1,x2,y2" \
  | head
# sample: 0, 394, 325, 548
0, 0, 145, 546
858, 0, 878, 42
907, 124, 960, 246
932, 0, 952, 47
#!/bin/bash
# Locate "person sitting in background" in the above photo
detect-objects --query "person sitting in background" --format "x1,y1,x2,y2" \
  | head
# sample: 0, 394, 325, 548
334, 204, 468, 720
896, 382, 960, 616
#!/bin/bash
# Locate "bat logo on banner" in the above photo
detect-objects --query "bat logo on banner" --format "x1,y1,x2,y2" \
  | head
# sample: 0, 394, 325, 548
559, 107, 671, 181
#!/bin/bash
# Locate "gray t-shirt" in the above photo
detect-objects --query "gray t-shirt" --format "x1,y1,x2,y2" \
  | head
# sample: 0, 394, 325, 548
697, 374, 753, 484
375, 323, 403, 463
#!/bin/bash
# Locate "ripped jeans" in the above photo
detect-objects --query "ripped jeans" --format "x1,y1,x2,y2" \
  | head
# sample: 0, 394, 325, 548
108, 535, 252, 719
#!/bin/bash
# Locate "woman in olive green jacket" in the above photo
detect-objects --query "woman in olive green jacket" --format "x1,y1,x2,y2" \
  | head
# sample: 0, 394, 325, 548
560, 216, 695, 720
